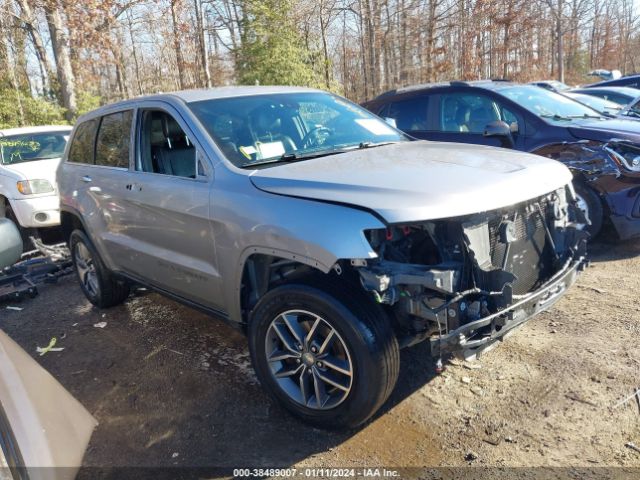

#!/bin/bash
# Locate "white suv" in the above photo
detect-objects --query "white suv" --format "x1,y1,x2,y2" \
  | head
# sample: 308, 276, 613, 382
0, 126, 72, 241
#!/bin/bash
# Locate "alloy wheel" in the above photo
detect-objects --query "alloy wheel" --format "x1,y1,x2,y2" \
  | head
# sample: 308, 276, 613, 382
265, 309, 353, 410
74, 242, 100, 298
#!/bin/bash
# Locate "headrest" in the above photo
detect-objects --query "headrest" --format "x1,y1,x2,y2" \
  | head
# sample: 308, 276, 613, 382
150, 118, 165, 146
163, 116, 185, 141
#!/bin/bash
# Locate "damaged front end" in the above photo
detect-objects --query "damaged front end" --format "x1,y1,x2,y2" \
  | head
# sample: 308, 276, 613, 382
355, 185, 588, 360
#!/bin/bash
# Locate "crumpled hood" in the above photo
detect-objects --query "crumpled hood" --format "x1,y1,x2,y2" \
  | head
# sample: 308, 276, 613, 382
1, 157, 61, 188
249, 141, 572, 223
568, 118, 640, 144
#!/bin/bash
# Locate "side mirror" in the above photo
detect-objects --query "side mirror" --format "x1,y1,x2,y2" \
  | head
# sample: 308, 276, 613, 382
483, 120, 514, 148
384, 117, 397, 128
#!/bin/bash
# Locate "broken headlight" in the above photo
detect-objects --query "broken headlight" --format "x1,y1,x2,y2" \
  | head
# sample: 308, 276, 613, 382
604, 141, 640, 172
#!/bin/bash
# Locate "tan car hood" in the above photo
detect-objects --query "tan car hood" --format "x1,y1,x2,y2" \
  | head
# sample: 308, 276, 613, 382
0, 331, 96, 480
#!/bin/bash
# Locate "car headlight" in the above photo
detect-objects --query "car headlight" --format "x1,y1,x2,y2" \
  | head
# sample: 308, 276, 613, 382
604, 142, 640, 172
16, 179, 54, 195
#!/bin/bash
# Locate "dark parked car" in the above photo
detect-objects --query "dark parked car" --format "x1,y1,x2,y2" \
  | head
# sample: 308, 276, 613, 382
584, 73, 640, 90
620, 97, 640, 120
562, 92, 631, 119
363, 80, 640, 240
569, 87, 639, 107
529, 80, 571, 93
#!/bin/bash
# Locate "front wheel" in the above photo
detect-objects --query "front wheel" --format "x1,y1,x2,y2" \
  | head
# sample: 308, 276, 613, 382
573, 181, 603, 239
248, 281, 400, 429
69, 229, 130, 308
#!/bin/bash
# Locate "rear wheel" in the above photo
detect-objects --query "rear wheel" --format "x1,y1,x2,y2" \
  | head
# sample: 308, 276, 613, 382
573, 181, 603, 239
248, 280, 400, 429
69, 229, 129, 308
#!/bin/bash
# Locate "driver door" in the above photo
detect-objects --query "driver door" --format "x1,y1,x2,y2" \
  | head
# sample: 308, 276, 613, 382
426, 92, 522, 149
118, 104, 224, 311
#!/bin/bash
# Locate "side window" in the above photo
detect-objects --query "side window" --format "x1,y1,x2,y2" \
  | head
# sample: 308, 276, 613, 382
138, 110, 197, 178
498, 104, 521, 133
95, 110, 133, 168
607, 93, 630, 105
439, 94, 500, 133
387, 97, 428, 132
68, 119, 98, 164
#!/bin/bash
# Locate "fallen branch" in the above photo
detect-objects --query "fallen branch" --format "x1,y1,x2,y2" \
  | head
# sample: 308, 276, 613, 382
565, 392, 598, 407
613, 388, 640, 411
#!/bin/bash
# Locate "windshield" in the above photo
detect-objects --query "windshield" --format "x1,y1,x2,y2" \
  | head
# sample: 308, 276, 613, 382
565, 93, 622, 115
499, 85, 604, 122
188, 92, 407, 168
624, 99, 640, 118
0, 132, 69, 165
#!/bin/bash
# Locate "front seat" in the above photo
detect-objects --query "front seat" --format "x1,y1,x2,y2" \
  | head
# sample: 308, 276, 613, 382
155, 116, 196, 178
454, 105, 471, 132
252, 108, 297, 154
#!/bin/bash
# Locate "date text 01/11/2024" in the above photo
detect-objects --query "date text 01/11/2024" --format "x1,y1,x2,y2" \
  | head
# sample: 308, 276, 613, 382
232, 468, 400, 477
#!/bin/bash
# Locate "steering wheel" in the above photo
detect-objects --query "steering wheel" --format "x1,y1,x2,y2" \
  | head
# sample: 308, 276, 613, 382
301, 126, 332, 148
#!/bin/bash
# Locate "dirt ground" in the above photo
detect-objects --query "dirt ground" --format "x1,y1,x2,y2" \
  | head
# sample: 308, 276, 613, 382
1, 238, 639, 477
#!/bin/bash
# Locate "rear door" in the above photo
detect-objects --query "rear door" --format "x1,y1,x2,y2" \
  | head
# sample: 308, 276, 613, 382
66, 110, 136, 270
118, 103, 223, 311
381, 96, 430, 139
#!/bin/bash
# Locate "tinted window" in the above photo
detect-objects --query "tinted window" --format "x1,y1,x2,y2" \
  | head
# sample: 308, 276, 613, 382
600, 92, 633, 105
439, 93, 500, 133
68, 120, 98, 164
387, 97, 429, 131
0, 132, 69, 165
95, 111, 133, 168
625, 99, 640, 118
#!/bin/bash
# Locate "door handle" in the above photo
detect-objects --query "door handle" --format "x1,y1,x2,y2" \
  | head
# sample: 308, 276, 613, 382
82, 176, 92, 183
126, 183, 142, 191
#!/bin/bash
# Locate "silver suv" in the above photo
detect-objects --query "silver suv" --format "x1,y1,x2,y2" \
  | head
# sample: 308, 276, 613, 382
58, 87, 587, 428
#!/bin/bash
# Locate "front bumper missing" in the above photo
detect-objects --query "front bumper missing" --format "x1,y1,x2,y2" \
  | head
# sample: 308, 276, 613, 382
430, 255, 587, 358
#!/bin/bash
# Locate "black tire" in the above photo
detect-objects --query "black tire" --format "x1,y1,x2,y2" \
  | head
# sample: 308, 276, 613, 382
69, 229, 130, 308
248, 279, 400, 429
573, 181, 603, 239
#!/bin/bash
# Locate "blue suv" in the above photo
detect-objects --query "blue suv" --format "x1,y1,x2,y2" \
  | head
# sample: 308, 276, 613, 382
363, 81, 640, 240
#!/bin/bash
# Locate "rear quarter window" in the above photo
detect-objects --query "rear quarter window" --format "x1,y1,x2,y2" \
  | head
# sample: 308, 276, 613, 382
387, 97, 429, 132
68, 119, 98, 164
95, 110, 133, 168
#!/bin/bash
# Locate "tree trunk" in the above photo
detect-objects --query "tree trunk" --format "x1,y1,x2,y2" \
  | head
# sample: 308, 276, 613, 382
171, 0, 186, 90
194, 0, 212, 88
0, 12, 25, 125
16, 0, 56, 97
556, 0, 564, 82
44, 1, 77, 121
126, 9, 144, 95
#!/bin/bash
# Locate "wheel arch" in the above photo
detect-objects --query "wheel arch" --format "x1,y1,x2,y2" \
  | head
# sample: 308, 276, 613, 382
236, 247, 363, 328
60, 208, 87, 244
